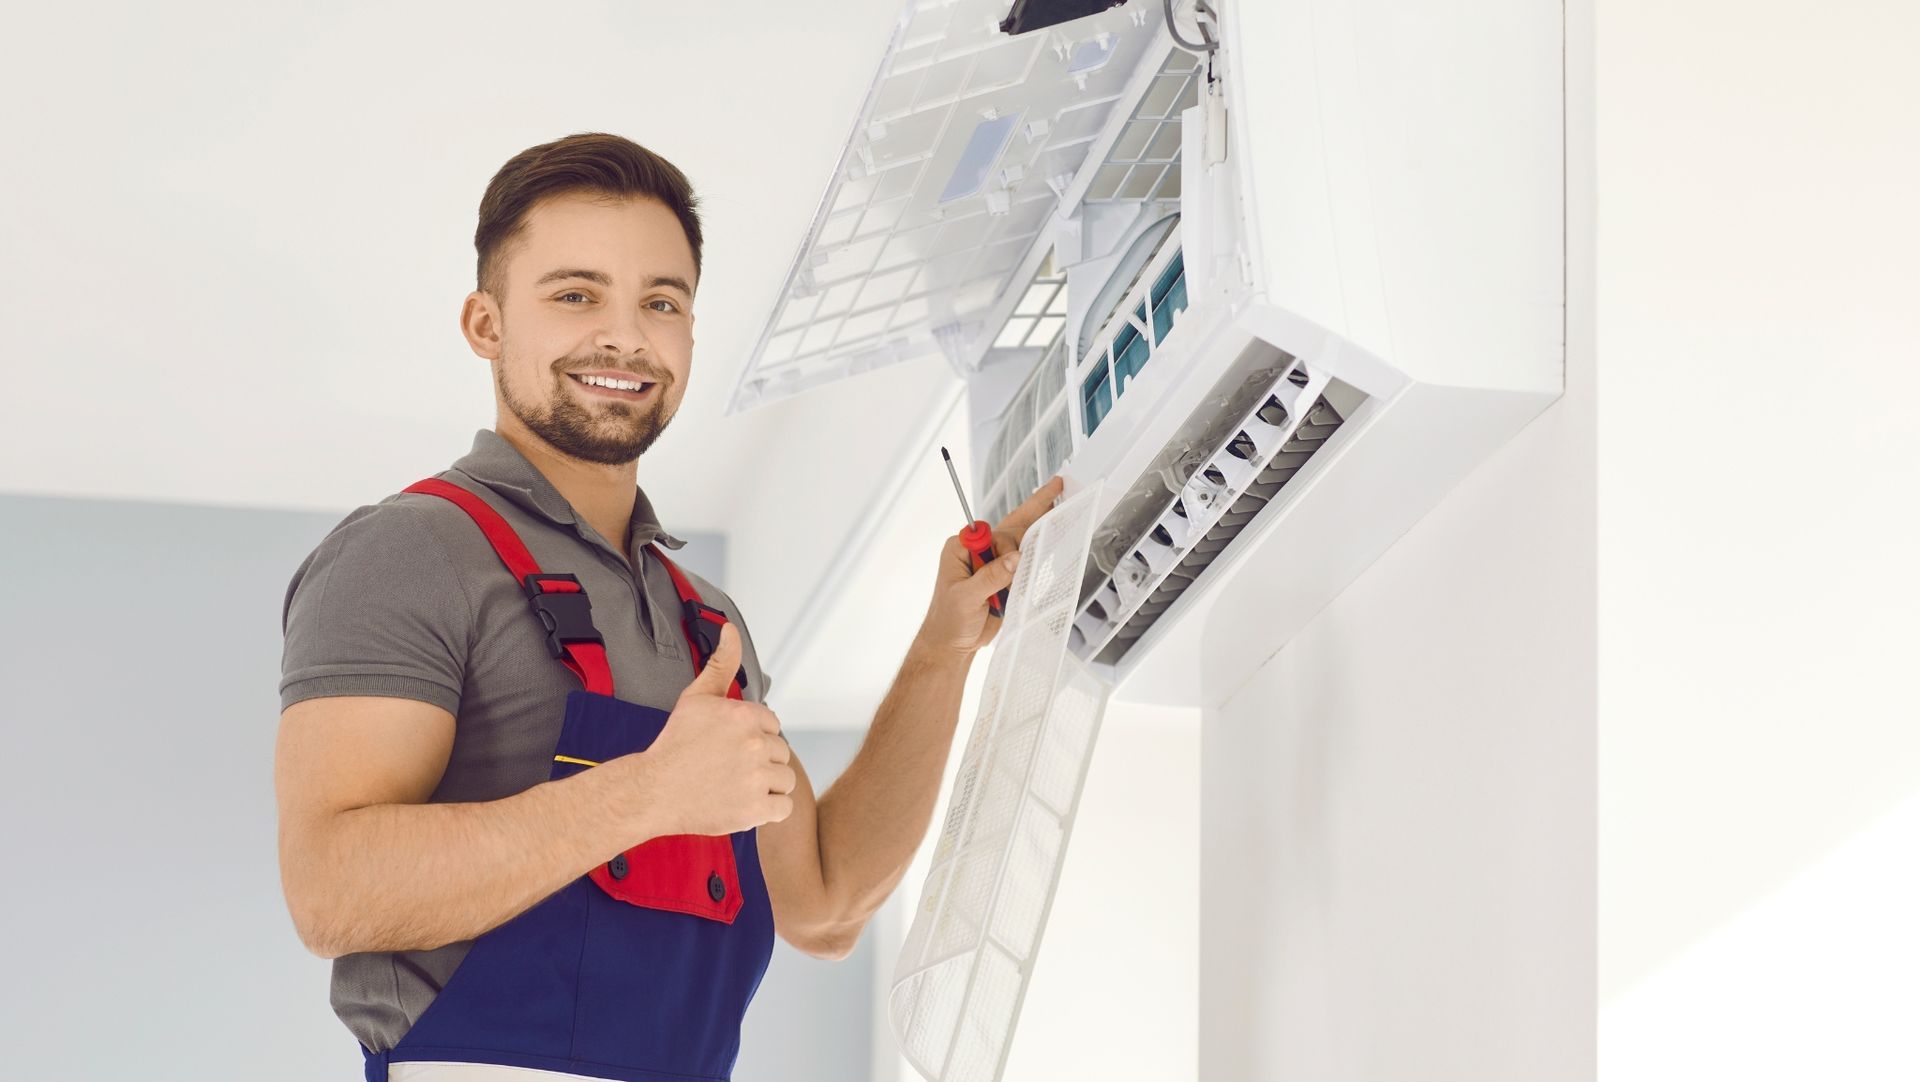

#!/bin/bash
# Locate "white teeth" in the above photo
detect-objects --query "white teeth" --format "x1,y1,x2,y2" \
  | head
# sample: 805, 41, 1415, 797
574, 373, 650, 393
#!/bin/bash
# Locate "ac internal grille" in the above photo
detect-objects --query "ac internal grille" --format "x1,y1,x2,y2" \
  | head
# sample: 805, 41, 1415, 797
1068, 359, 1366, 668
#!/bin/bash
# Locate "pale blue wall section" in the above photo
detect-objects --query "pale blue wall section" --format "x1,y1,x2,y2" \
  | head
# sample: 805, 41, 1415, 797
0, 492, 869, 1081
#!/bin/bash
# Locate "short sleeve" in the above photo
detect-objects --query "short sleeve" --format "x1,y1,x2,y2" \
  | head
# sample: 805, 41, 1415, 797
280, 499, 474, 716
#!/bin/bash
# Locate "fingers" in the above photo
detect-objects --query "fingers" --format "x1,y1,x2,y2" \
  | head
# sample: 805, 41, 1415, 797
991, 527, 1019, 562
764, 762, 796, 801
964, 547, 1021, 608
940, 533, 972, 579
766, 794, 794, 823
994, 475, 1065, 545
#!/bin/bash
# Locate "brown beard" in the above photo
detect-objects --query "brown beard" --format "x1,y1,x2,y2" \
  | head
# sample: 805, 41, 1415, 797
495, 355, 675, 466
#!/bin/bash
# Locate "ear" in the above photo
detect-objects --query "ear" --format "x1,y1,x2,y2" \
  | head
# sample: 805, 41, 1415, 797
460, 290, 503, 361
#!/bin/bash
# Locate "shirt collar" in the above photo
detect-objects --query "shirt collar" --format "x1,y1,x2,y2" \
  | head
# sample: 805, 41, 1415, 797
447, 428, 688, 552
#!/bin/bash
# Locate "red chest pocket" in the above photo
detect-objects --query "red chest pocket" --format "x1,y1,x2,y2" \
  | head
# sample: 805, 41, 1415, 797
590, 833, 743, 923
550, 690, 746, 924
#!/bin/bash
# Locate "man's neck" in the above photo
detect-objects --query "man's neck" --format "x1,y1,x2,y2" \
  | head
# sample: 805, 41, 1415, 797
493, 420, 637, 559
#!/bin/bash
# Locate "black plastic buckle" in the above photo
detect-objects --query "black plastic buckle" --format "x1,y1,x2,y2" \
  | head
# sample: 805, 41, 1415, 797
683, 599, 749, 691
523, 573, 604, 660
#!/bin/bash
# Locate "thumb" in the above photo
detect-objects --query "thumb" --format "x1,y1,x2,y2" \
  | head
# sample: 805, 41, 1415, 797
975, 549, 1021, 602
684, 620, 742, 699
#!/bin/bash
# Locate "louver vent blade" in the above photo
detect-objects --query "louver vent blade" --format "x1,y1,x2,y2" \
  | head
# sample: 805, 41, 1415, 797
1071, 359, 1363, 668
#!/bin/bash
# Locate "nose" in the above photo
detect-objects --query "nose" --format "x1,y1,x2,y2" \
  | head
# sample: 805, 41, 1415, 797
593, 304, 652, 359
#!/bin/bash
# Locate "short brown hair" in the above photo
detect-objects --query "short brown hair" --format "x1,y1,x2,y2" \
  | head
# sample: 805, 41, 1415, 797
474, 131, 704, 301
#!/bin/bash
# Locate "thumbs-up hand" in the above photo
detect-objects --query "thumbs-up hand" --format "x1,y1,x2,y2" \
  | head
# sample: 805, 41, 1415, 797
639, 621, 795, 838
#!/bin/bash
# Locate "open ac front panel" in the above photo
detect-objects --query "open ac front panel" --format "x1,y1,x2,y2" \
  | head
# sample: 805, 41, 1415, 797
729, 0, 1565, 710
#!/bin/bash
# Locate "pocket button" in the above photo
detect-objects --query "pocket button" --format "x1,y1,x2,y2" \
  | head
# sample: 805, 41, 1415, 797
708, 871, 725, 902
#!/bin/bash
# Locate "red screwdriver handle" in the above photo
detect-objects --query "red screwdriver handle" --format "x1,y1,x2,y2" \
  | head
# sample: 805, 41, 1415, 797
959, 520, 1008, 618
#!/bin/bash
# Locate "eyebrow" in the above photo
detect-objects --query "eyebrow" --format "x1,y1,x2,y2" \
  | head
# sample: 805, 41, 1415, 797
533, 268, 694, 296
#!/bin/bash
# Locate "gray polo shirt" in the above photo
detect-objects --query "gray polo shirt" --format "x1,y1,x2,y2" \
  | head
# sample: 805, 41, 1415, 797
279, 427, 775, 1054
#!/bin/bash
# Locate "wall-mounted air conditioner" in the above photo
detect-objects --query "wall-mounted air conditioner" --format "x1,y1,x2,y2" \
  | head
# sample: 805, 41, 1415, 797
731, 0, 1562, 1077
728, 0, 1560, 708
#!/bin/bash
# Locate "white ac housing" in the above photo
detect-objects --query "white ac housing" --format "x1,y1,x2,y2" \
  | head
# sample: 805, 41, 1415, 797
730, 0, 1563, 710
733, 3, 1562, 1079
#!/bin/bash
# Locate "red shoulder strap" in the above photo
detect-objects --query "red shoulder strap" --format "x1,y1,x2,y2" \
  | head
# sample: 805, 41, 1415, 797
402, 478, 615, 696
403, 477, 747, 701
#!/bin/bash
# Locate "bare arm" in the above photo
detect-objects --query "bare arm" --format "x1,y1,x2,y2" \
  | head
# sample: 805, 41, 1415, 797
274, 694, 661, 959
812, 640, 973, 935
757, 746, 857, 960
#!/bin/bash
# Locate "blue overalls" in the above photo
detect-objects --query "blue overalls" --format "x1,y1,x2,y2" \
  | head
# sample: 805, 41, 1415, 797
358, 477, 776, 1082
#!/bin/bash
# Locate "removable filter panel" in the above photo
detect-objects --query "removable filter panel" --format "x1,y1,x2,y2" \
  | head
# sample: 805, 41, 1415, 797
889, 477, 1109, 1082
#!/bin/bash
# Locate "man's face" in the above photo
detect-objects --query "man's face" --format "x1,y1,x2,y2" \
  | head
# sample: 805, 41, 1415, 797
476, 192, 697, 466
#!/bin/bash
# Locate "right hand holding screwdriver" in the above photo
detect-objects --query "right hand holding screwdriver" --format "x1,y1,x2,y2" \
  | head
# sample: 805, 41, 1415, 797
638, 621, 795, 837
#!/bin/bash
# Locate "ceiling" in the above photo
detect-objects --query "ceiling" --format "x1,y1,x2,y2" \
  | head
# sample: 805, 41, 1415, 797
0, 0, 1001, 728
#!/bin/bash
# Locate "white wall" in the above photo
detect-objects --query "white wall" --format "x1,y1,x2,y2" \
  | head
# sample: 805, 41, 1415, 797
1596, 0, 1920, 1075
1000, 700, 1200, 1082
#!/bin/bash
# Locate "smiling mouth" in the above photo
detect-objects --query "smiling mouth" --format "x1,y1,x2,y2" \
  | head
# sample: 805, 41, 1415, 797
568, 372, 658, 399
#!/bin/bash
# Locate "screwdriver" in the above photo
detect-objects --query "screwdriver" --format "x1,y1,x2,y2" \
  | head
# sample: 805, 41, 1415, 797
940, 446, 1009, 619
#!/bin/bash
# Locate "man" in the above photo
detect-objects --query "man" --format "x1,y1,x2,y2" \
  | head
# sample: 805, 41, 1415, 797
274, 131, 1063, 1082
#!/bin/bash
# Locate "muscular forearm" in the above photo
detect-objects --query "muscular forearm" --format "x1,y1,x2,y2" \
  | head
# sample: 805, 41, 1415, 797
815, 636, 973, 927
287, 756, 661, 958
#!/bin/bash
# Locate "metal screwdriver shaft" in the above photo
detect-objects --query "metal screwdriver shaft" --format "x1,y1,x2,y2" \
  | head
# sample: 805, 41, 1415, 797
940, 446, 974, 524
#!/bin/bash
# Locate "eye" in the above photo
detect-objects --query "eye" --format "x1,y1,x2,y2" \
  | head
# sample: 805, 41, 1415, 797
556, 291, 591, 304
648, 298, 681, 314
